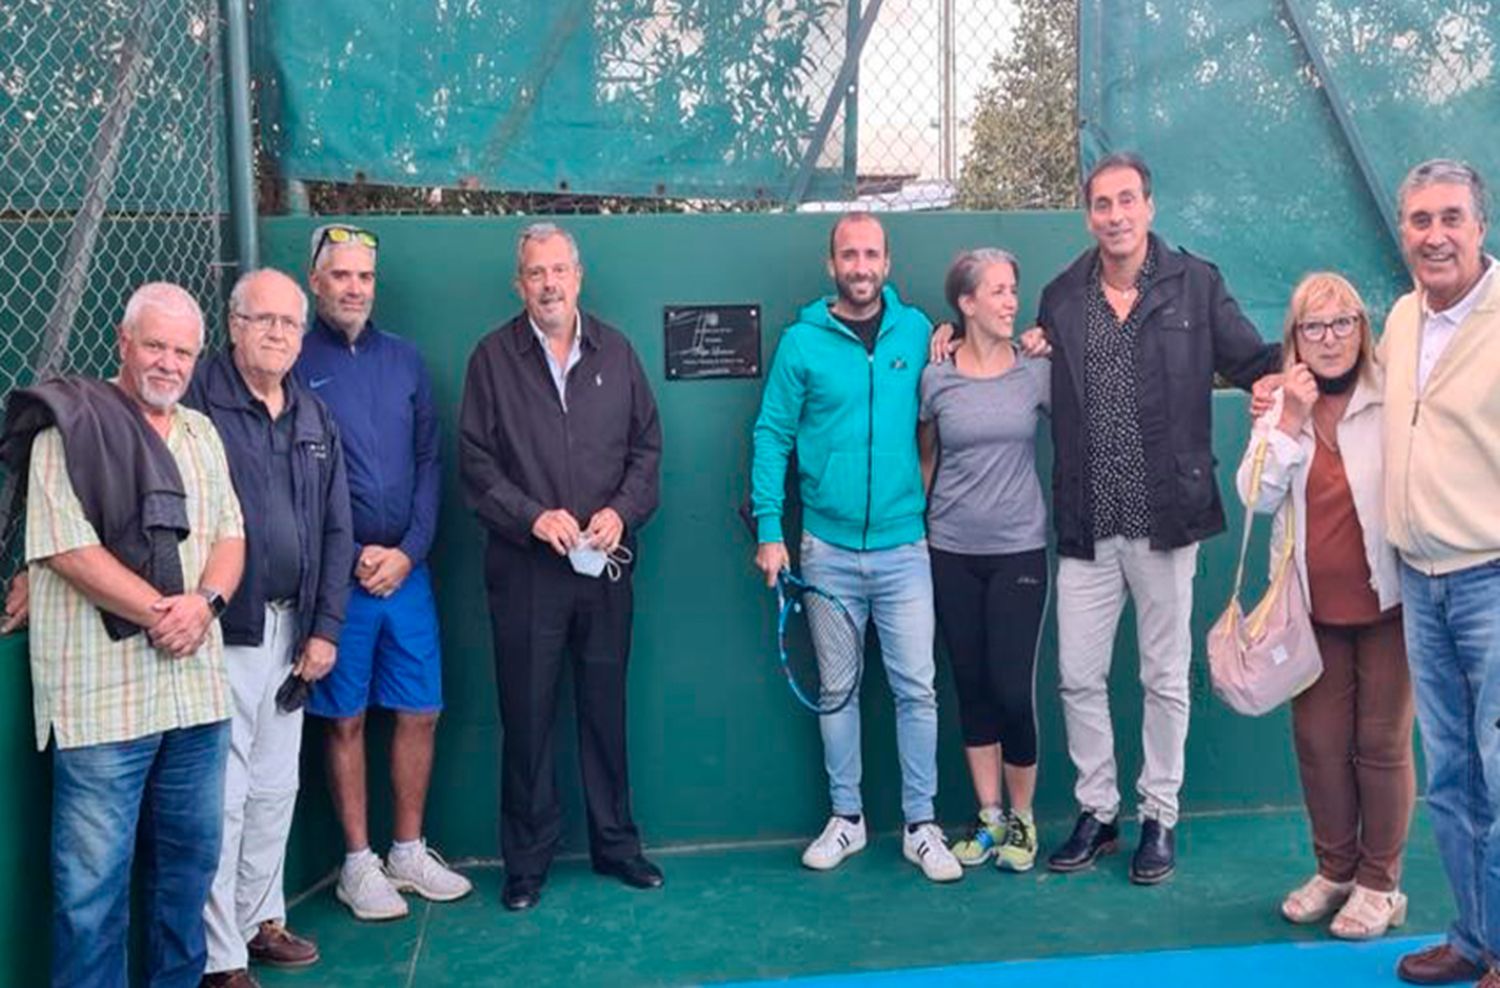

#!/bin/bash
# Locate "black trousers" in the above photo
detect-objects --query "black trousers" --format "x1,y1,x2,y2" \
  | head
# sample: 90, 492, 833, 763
485, 539, 641, 880
930, 546, 1048, 764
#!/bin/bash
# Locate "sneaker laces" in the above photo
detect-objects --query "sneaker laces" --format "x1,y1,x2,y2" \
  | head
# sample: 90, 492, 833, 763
1003, 813, 1034, 850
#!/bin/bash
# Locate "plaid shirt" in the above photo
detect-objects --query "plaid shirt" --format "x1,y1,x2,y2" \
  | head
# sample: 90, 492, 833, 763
25, 407, 244, 750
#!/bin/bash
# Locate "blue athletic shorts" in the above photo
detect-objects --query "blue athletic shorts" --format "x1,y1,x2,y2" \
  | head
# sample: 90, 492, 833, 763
308, 562, 443, 718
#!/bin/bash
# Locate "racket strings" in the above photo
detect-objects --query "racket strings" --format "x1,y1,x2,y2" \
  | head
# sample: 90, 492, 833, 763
792, 589, 862, 711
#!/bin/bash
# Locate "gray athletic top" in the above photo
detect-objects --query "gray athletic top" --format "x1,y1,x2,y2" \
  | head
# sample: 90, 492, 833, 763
919, 352, 1051, 555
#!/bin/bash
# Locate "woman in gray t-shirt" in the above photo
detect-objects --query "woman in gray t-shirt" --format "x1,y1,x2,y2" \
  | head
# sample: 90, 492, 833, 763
918, 248, 1050, 873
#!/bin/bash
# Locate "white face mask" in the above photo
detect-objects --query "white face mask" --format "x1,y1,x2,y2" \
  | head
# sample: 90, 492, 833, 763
567, 539, 633, 581
567, 541, 608, 578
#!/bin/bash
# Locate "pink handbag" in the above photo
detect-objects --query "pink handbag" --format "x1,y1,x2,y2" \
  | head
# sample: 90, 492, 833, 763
1206, 436, 1323, 716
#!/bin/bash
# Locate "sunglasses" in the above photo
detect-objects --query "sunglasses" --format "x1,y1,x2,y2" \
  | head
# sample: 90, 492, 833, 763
312, 226, 378, 267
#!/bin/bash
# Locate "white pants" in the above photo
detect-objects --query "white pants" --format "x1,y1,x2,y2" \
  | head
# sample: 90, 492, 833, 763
204, 604, 303, 973
1056, 537, 1198, 828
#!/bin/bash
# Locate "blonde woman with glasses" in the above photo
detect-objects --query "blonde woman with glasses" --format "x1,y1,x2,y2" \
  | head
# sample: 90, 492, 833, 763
1235, 272, 1411, 939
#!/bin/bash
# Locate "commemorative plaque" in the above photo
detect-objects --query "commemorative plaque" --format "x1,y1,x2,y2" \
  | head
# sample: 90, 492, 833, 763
663, 304, 761, 380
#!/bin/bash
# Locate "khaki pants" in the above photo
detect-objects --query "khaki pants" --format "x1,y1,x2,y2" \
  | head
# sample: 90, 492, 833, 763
1057, 536, 1198, 828
203, 604, 302, 973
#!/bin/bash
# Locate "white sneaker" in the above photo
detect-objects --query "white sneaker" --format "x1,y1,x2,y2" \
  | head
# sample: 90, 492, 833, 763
384, 840, 474, 902
801, 815, 867, 870
336, 852, 410, 921
903, 822, 963, 883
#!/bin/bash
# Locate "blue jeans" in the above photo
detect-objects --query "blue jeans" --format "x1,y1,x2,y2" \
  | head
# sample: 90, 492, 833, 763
801, 534, 938, 823
1401, 559, 1500, 965
51, 720, 230, 988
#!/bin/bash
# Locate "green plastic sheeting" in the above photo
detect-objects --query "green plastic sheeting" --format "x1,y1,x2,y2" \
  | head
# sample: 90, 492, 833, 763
253, 0, 852, 201
1079, 0, 1499, 332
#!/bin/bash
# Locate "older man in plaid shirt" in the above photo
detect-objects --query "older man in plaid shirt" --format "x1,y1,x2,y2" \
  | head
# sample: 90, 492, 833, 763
18, 282, 245, 988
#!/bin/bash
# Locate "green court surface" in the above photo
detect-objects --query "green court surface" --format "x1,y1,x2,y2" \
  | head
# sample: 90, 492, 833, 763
259, 806, 1449, 987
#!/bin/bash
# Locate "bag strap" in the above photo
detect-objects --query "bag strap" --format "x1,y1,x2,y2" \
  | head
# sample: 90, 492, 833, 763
1230, 437, 1302, 599
1227, 436, 1269, 607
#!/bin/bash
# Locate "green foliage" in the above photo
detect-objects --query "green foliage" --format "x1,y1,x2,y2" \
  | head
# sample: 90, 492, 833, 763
956, 0, 1078, 210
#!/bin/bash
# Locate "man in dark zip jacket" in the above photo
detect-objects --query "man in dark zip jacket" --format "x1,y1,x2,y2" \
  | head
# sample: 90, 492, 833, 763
752, 213, 961, 883
1038, 153, 1281, 886
184, 268, 354, 986
459, 222, 663, 912
296, 224, 472, 921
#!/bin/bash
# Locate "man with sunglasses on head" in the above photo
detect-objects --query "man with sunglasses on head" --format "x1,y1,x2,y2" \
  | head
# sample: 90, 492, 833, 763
184, 268, 354, 987
294, 225, 473, 923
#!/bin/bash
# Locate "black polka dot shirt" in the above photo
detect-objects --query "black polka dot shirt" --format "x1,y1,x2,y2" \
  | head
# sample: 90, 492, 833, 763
1084, 243, 1157, 542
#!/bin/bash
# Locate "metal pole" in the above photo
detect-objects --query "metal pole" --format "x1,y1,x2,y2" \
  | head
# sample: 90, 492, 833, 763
840, 0, 861, 195
786, 0, 886, 206
940, 0, 955, 181
31, 0, 163, 379
222, 0, 259, 273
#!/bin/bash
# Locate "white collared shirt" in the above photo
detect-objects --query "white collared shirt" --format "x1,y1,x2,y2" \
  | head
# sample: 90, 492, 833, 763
530, 312, 583, 410
1418, 256, 1495, 391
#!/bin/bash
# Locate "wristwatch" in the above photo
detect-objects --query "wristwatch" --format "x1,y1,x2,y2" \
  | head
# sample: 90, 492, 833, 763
196, 586, 228, 619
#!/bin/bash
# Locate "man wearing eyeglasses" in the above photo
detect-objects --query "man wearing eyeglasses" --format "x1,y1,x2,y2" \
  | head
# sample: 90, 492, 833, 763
184, 268, 354, 986
458, 222, 664, 911
294, 225, 473, 923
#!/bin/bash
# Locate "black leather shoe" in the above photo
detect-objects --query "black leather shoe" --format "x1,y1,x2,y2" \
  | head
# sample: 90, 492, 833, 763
1047, 812, 1120, 872
502, 876, 541, 911
1129, 818, 1176, 885
593, 853, 665, 890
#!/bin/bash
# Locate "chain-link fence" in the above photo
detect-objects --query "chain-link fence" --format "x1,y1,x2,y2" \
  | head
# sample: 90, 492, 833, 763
253, 0, 1075, 216
0, 0, 228, 558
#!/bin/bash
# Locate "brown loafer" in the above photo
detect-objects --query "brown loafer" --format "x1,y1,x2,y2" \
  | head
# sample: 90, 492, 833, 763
1396, 943, 1484, 985
247, 919, 319, 969
200, 970, 260, 988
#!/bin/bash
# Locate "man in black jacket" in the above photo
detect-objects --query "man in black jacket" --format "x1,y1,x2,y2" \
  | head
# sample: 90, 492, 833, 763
1039, 153, 1280, 885
187, 268, 354, 987
459, 223, 663, 912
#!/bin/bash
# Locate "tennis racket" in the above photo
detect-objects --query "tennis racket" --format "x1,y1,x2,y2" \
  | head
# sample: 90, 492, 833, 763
775, 570, 863, 715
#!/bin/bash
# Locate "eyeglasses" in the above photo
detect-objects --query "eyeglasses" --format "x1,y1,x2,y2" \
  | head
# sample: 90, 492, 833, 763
1295, 314, 1360, 343
232, 310, 305, 334
311, 226, 378, 267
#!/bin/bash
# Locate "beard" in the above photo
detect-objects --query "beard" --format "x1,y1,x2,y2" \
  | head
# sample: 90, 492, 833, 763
134, 372, 185, 411
834, 272, 883, 308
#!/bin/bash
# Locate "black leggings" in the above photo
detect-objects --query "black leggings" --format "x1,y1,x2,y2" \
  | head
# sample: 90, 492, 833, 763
931, 547, 1047, 765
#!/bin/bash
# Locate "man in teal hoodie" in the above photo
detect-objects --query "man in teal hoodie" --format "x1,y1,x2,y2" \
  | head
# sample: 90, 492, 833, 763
751, 213, 960, 883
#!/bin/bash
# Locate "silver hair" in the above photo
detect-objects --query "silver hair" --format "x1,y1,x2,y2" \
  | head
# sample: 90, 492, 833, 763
515, 222, 582, 274
228, 268, 310, 324
944, 248, 1021, 330
1398, 158, 1489, 226
120, 282, 205, 344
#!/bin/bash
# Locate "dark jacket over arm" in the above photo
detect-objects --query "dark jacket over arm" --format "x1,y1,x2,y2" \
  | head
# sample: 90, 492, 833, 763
459, 312, 662, 549
1, 376, 190, 640
1040, 234, 1282, 559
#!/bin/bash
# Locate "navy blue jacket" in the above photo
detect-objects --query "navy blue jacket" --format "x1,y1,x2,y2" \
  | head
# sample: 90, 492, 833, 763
293, 318, 440, 564
1040, 234, 1282, 559
185, 352, 354, 650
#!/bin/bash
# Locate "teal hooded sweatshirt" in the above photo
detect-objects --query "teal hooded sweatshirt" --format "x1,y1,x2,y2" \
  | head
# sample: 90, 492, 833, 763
752, 284, 932, 551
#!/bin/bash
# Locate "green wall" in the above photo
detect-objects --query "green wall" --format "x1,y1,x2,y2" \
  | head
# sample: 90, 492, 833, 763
258, 211, 1301, 896
0, 212, 1305, 986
